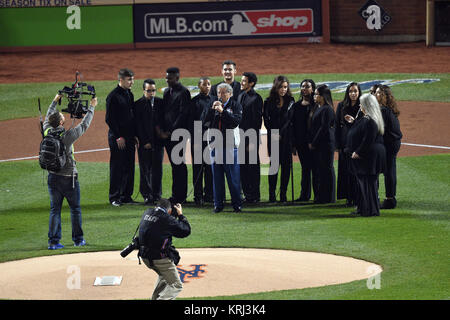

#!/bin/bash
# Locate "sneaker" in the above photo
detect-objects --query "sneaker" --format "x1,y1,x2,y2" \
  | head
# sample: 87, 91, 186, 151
213, 207, 223, 213
144, 198, 154, 206
48, 243, 64, 250
233, 206, 242, 213
111, 200, 122, 207
74, 240, 86, 247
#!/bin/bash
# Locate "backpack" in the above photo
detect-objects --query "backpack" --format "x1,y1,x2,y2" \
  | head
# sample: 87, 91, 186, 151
39, 129, 67, 172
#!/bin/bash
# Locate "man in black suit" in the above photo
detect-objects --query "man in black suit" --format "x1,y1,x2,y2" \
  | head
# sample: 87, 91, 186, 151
210, 60, 241, 100
160, 67, 191, 204
105, 68, 137, 207
134, 79, 165, 205
238, 72, 263, 204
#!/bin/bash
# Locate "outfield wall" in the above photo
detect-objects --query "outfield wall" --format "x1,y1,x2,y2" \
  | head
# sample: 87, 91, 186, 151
330, 0, 426, 43
0, 0, 330, 52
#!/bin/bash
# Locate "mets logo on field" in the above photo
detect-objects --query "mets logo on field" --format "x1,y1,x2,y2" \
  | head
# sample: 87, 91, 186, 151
144, 9, 313, 39
177, 264, 207, 283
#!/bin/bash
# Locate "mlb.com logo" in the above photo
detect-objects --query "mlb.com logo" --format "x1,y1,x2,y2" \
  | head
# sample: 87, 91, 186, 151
245, 9, 313, 34
144, 8, 314, 39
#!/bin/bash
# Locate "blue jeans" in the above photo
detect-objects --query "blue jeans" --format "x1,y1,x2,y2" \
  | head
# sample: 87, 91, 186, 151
47, 173, 83, 244
210, 148, 242, 209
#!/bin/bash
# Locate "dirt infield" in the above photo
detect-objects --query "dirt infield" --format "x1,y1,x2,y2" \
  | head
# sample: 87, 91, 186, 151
1, 42, 450, 84
0, 248, 382, 300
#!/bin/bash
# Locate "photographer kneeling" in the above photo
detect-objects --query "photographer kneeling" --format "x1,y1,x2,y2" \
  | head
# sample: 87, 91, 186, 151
138, 199, 191, 300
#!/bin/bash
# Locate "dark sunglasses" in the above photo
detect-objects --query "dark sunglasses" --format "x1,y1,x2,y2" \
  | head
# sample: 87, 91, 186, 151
145, 89, 157, 92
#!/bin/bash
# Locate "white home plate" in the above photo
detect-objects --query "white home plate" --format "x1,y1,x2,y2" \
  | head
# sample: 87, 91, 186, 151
0, 248, 382, 300
94, 276, 122, 286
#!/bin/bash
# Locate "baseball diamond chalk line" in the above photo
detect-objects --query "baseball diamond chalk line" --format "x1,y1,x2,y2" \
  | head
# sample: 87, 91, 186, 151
0, 142, 449, 163
0, 248, 382, 300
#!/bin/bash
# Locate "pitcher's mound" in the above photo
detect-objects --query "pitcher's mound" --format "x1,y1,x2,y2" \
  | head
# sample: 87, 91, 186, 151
0, 248, 382, 300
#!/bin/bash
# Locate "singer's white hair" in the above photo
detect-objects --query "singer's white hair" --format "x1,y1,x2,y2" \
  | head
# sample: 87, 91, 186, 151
359, 93, 384, 135
217, 83, 233, 94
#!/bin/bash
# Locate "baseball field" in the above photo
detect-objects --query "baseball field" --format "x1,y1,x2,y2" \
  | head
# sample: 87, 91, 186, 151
0, 42, 449, 300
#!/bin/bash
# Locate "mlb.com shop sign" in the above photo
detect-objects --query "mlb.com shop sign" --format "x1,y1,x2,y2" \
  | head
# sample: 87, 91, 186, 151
144, 9, 313, 39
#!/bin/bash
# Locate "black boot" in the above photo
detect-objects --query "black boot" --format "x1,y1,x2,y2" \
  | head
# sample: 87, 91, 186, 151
380, 198, 397, 209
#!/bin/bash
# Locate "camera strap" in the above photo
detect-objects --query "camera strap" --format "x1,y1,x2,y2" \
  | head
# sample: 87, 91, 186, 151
132, 222, 142, 265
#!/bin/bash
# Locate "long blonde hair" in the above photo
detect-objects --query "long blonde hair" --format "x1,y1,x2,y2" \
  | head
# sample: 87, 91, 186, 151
359, 93, 384, 135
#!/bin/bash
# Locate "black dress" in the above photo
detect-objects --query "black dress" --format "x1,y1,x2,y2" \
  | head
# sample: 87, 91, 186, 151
308, 104, 336, 204
335, 101, 360, 205
263, 96, 295, 201
346, 116, 386, 216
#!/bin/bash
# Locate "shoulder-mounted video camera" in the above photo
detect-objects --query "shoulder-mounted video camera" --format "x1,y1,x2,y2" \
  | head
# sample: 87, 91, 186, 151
58, 71, 96, 119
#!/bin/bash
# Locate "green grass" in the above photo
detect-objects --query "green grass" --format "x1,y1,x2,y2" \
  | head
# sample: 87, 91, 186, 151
0, 73, 449, 121
0, 154, 449, 299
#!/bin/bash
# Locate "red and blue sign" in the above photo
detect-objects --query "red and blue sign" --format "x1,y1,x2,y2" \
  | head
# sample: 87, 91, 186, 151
134, 1, 322, 43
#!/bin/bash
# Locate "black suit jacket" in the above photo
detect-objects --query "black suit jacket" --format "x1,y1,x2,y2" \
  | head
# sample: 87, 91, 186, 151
134, 96, 164, 146
237, 88, 263, 132
161, 83, 191, 134
105, 85, 135, 139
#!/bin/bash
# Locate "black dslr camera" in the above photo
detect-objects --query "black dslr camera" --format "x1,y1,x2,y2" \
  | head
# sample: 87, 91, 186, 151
120, 236, 139, 258
58, 71, 96, 119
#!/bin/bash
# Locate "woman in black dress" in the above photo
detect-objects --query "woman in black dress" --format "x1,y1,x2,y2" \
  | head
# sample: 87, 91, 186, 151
345, 93, 386, 217
335, 82, 362, 207
375, 85, 402, 209
292, 79, 317, 202
308, 84, 336, 204
263, 76, 295, 202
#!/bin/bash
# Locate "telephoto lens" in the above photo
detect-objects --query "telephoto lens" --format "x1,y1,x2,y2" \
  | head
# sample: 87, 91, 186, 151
120, 237, 139, 258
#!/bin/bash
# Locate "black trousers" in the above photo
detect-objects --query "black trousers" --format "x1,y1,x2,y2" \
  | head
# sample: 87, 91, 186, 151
137, 144, 164, 201
383, 146, 399, 198
163, 138, 188, 203
268, 138, 292, 198
312, 146, 336, 203
240, 139, 261, 201
337, 150, 358, 203
295, 143, 316, 201
356, 174, 380, 216
108, 135, 135, 203
190, 139, 213, 201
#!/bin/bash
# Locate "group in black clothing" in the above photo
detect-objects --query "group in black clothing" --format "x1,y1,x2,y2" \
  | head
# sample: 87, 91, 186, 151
105, 64, 402, 216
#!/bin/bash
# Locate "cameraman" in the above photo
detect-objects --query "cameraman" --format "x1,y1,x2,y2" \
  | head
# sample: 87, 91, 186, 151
138, 199, 191, 300
44, 93, 97, 250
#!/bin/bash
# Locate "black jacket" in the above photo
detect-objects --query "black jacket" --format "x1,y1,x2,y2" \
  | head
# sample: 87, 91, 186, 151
345, 116, 386, 175
211, 80, 241, 101
292, 100, 316, 146
237, 88, 263, 132
380, 106, 402, 153
138, 207, 191, 264
308, 104, 336, 150
189, 93, 218, 133
263, 96, 295, 141
335, 101, 360, 150
204, 98, 242, 148
134, 96, 164, 147
161, 83, 191, 134
105, 85, 135, 139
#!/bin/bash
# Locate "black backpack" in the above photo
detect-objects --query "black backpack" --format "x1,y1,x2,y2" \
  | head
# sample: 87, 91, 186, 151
39, 129, 67, 171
